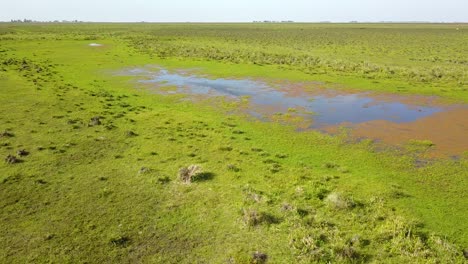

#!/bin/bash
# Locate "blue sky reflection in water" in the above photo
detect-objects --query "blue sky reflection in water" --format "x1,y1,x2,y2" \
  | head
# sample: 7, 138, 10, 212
132, 68, 443, 128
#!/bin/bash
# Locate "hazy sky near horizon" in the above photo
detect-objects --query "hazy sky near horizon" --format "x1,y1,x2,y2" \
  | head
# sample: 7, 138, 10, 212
1, 0, 466, 22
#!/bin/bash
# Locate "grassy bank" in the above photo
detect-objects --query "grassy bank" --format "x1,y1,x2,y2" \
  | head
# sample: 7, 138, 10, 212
0, 24, 467, 263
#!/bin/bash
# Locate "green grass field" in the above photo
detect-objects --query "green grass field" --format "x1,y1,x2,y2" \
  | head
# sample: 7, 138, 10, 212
0, 23, 467, 263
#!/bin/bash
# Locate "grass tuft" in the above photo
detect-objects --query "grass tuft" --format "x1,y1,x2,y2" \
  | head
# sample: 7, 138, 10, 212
251, 251, 268, 264
0, 130, 14, 138
138, 167, 151, 174
178, 164, 203, 184
109, 235, 131, 247
324, 192, 355, 209
16, 149, 29, 156
4, 154, 20, 164
125, 130, 138, 137
227, 164, 240, 172
88, 116, 102, 126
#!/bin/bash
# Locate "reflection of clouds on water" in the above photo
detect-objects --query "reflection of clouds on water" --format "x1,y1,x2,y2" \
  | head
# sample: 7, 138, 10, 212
128, 67, 445, 128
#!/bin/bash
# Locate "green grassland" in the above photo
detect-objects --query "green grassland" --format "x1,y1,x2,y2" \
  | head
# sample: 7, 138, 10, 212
127, 23, 468, 101
0, 23, 467, 263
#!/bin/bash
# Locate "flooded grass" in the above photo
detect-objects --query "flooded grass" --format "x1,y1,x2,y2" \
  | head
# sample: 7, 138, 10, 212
133, 67, 444, 127
122, 66, 467, 157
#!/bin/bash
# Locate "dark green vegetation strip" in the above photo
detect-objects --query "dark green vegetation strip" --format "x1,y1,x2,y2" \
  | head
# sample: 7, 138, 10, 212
0, 24, 467, 263
128, 23, 468, 101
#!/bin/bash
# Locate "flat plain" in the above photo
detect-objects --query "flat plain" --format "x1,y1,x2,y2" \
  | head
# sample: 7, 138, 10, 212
0, 23, 467, 263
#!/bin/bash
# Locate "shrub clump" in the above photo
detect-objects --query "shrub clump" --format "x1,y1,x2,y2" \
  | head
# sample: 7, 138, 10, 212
109, 235, 131, 247
242, 208, 278, 226
325, 193, 355, 209
88, 116, 102, 126
335, 245, 360, 260
178, 165, 202, 184
17, 149, 29, 156
227, 164, 240, 172
251, 251, 268, 263
323, 162, 338, 169
242, 208, 262, 226
138, 167, 151, 174
219, 146, 233, 151
125, 130, 138, 137
5, 155, 19, 164
0, 131, 14, 138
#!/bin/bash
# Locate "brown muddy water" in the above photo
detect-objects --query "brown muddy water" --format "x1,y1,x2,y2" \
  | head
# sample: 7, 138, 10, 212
121, 66, 468, 157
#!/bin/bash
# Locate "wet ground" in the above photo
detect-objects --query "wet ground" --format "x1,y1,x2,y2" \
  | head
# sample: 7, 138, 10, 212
121, 66, 468, 157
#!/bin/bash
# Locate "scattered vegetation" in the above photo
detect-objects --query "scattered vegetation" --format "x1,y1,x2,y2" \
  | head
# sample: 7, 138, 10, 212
126, 23, 468, 100
251, 251, 268, 264
408, 139, 435, 147
0, 23, 466, 263
16, 149, 29, 156
88, 116, 102, 126
4, 154, 19, 164
0, 131, 14, 138
178, 164, 203, 183
324, 192, 356, 209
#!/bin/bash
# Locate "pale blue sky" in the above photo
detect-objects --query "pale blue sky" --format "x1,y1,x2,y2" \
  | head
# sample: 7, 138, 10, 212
1, 0, 466, 22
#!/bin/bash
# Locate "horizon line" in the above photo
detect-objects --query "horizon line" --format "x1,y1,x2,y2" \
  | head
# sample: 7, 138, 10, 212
2, 20, 467, 24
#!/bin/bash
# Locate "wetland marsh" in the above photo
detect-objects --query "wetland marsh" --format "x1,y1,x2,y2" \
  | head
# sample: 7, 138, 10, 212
0, 23, 467, 263
124, 66, 467, 157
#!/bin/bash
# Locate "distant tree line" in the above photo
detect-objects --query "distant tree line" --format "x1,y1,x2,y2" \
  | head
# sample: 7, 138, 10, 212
253, 20, 295, 23
10, 19, 83, 23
